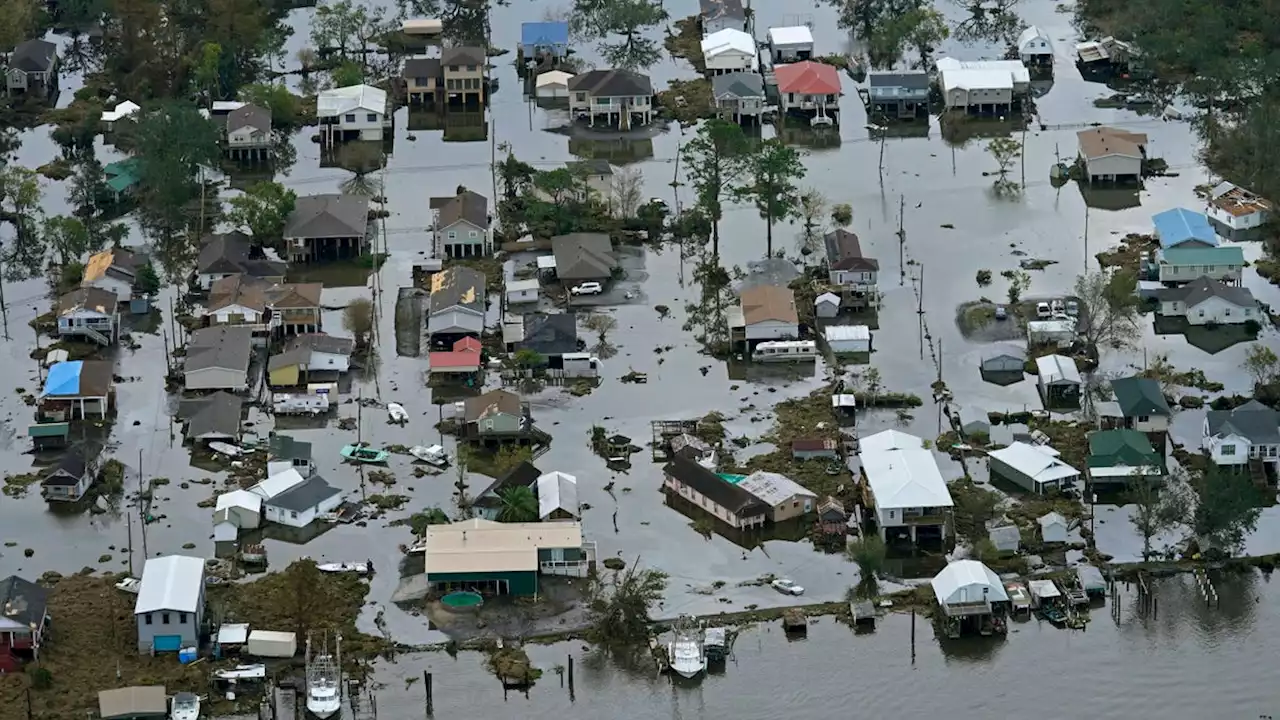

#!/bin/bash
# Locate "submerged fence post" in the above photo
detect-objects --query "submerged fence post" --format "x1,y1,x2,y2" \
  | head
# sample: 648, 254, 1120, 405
568, 655, 575, 700
424, 671, 433, 716
910, 609, 916, 664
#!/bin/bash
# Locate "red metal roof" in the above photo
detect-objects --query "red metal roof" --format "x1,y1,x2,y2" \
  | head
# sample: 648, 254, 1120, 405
774, 61, 841, 95
429, 350, 480, 369
452, 337, 482, 353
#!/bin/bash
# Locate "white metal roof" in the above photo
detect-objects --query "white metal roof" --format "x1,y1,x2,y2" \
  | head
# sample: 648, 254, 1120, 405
215, 489, 262, 514
931, 560, 1009, 605
507, 278, 541, 294
738, 470, 816, 506
1028, 578, 1061, 599
135, 555, 205, 614
1017, 26, 1052, 53
988, 442, 1079, 486
1027, 319, 1075, 333
701, 29, 756, 58
768, 25, 814, 47
402, 18, 443, 33
1038, 511, 1068, 528
861, 447, 953, 510
102, 100, 140, 122
537, 471, 579, 519
942, 67, 1013, 92
212, 101, 247, 113
859, 429, 924, 454
249, 468, 306, 501
824, 324, 870, 341
815, 291, 840, 306
424, 518, 582, 574
248, 629, 296, 643
535, 70, 573, 88
936, 57, 1030, 85
217, 623, 250, 644
317, 84, 387, 118
1036, 354, 1081, 385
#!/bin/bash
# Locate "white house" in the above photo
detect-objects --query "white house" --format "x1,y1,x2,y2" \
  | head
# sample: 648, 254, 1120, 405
317, 84, 390, 142
939, 67, 1013, 111
215, 489, 262, 529
537, 471, 580, 521
1157, 276, 1258, 325
506, 278, 540, 305
1036, 354, 1081, 406
936, 58, 1030, 93
225, 104, 272, 159
134, 555, 205, 654
1203, 400, 1280, 468
534, 70, 572, 99
767, 26, 814, 64
1016, 26, 1053, 65
988, 442, 1080, 495
824, 324, 871, 354
699, 0, 747, 36
736, 284, 799, 341
931, 560, 1008, 613
1208, 181, 1272, 231
1157, 246, 1245, 284
57, 287, 119, 346
1026, 319, 1076, 347
1038, 512, 1070, 543
101, 100, 140, 129
248, 467, 307, 501
262, 475, 343, 528
859, 430, 953, 545
700, 29, 758, 75
1077, 127, 1147, 183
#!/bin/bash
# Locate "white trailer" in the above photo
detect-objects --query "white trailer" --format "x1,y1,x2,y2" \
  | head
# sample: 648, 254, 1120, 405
272, 393, 330, 415
246, 630, 298, 658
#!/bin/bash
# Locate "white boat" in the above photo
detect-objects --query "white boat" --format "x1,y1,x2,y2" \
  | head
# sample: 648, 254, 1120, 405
409, 444, 449, 467
387, 403, 408, 423
666, 615, 706, 679
305, 633, 342, 720
115, 577, 142, 594
213, 663, 266, 681
316, 561, 371, 575
207, 441, 242, 457
169, 692, 200, 720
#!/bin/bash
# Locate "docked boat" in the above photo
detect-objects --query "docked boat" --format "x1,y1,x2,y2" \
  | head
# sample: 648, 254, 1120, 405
169, 692, 200, 720
340, 444, 389, 463
666, 615, 706, 679
387, 403, 408, 423
305, 633, 342, 719
317, 561, 372, 575
208, 441, 242, 457
409, 444, 449, 467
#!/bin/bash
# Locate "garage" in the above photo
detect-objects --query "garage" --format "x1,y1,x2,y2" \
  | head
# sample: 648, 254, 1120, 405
152, 634, 183, 652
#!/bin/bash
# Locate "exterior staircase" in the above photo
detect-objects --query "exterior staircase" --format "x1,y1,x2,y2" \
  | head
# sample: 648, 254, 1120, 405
76, 326, 112, 346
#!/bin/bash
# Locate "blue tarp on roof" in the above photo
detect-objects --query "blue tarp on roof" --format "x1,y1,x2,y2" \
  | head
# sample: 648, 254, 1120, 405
1152, 207, 1217, 248
521, 21, 569, 48
43, 361, 83, 397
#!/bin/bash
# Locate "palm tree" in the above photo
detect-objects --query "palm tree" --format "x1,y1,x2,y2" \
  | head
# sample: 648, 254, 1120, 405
496, 485, 539, 523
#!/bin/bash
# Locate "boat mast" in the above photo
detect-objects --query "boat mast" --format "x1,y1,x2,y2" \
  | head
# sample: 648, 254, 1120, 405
336, 633, 343, 699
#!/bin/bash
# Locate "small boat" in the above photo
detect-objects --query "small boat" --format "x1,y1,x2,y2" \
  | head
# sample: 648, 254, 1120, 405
409, 444, 449, 467
316, 561, 372, 575
208, 441, 242, 457
115, 577, 141, 594
1038, 605, 1067, 626
387, 403, 408, 423
666, 615, 706, 679
213, 663, 266, 681
169, 692, 200, 720
341, 444, 389, 463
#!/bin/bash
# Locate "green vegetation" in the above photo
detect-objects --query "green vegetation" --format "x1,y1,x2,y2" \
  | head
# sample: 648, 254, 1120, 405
495, 485, 539, 523
846, 535, 886, 599
735, 139, 806, 257
343, 298, 375, 349
571, 0, 668, 69
587, 560, 669, 647
1190, 467, 1263, 556
680, 119, 750, 259
227, 181, 297, 245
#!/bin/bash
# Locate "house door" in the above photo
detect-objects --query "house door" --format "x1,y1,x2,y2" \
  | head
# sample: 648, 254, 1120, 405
153, 634, 183, 652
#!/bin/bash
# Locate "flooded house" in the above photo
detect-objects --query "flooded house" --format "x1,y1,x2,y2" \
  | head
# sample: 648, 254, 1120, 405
536, 470, 580, 521
205, 276, 323, 336
195, 231, 287, 290
936, 58, 1029, 113
6, 38, 57, 97
865, 71, 930, 120
267, 333, 355, 387
823, 229, 879, 308
534, 69, 572, 100
662, 455, 768, 530
824, 325, 871, 354
1087, 429, 1164, 488
816, 497, 848, 536
858, 429, 954, 545
1156, 246, 1244, 284
1077, 127, 1147, 184
1152, 207, 1218, 249
736, 470, 817, 522
81, 247, 140, 302
551, 233, 617, 287
1016, 26, 1053, 68
423, 519, 595, 594
98, 686, 167, 720
1202, 400, 1280, 472
671, 433, 716, 467
404, 57, 442, 105
101, 99, 140, 130
731, 284, 800, 350
510, 312, 579, 359
774, 61, 841, 124
1097, 376, 1171, 439
1036, 354, 1081, 407
429, 189, 491, 258
1037, 512, 1070, 543
814, 291, 840, 318
56, 286, 119, 346
442, 46, 487, 107
1026, 319, 1075, 347
473, 461, 542, 520
184, 326, 254, 392
1154, 276, 1258, 325
520, 21, 570, 65
712, 70, 767, 123
268, 433, 315, 477
1207, 181, 1271, 231
0, 575, 49, 671
792, 438, 838, 461
427, 266, 487, 348
262, 474, 343, 528
134, 555, 206, 654
701, 28, 758, 76
931, 560, 1008, 638
39, 451, 93, 502
567, 69, 653, 129
699, 0, 747, 36
215, 489, 263, 530
317, 84, 391, 142
988, 442, 1079, 495
282, 193, 372, 263
39, 360, 114, 420
980, 346, 1026, 383
180, 391, 243, 444
461, 388, 549, 449
767, 26, 814, 63
428, 337, 483, 380
1074, 36, 1137, 75
224, 103, 272, 160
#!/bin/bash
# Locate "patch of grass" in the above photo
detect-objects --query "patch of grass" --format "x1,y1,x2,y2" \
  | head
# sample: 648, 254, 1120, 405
367, 493, 410, 510
656, 78, 713, 125
2, 472, 41, 498
1096, 233, 1158, 271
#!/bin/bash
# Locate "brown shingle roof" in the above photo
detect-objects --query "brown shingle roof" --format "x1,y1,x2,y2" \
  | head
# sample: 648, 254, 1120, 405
1077, 127, 1147, 160
431, 190, 488, 230
740, 284, 798, 325
442, 46, 486, 67
823, 229, 879, 272
464, 389, 523, 422
57, 287, 117, 316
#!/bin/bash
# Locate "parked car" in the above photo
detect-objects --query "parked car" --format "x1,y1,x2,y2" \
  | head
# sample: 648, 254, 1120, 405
771, 578, 805, 596
994, 305, 1008, 320
571, 281, 604, 296
1065, 299, 1079, 317
1035, 301, 1051, 318
1050, 299, 1065, 315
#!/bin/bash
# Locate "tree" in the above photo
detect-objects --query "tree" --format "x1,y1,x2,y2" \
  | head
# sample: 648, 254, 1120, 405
736, 139, 806, 257
831, 203, 853, 227
136, 261, 162, 297
572, 0, 668, 69
986, 137, 1022, 178
42, 215, 94, 267
610, 166, 644, 218
1128, 471, 1188, 561
193, 42, 224, 104
0, 0, 43, 54
845, 534, 886, 599
280, 559, 326, 639
312, 0, 366, 60
1073, 269, 1141, 354
1190, 467, 1263, 556
583, 313, 617, 341
797, 188, 828, 255
408, 507, 450, 536
227, 181, 298, 243
586, 559, 668, 646
1003, 269, 1030, 304
331, 60, 364, 87
903, 7, 950, 67
123, 102, 223, 244
496, 485, 539, 523
512, 348, 545, 368
240, 83, 302, 126
679, 119, 748, 259
1243, 343, 1279, 388
343, 297, 375, 347
0, 165, 44, 278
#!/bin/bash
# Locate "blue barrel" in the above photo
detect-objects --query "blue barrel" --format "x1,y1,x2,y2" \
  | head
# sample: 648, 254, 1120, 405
178, 647, 197, 664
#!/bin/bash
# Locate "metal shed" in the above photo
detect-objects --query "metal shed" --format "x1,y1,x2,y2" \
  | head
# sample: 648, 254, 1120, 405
1076, 564, 1107, 595
1038, 511, 1070, 543
814, 292, 840, 319
981, 346, 1026, 374
1036, 354, 1082, 406
988, 524, 1021, 553
824, 324, 871, 354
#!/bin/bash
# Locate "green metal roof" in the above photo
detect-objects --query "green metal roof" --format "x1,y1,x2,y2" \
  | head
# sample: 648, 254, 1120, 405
104, 159, 140, 192
28, 422, 69, 438
1161, 246, 1244, 266
1087, 429, 1160, 467
1110, 376, 1171, 418
717, 473, 746, 485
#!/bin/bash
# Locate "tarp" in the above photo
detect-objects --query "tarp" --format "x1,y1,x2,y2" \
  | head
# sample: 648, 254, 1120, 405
42, 361, 83, 396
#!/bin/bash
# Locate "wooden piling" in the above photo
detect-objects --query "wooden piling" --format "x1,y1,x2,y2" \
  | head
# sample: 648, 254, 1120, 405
568, 655, 575, 700
910, 608, 916, 663
424, 671, 433, 716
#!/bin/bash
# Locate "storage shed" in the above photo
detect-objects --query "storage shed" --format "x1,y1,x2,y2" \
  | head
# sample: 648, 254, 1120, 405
247, 630, 298, 657
931, 560, 1009, 614
981, 346, 1026, 375
988, 524, 1021, 553
814, 292, 840, 319
1038, 511, 1070, 543
98, 686, 167, 720
987, 442, 1080, 495
1036, 354, 1081, 406
1026, 319, 1075, 347
824, 324, 871, 354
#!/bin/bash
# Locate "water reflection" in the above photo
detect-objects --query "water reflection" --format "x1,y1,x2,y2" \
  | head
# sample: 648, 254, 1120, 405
443, 111, 488, 142
940, 114, 1028, 148
567, 136, 655, 165
1152, 315, 1257, 354
1077, 183, 1142, 211
775, 123, 842, 151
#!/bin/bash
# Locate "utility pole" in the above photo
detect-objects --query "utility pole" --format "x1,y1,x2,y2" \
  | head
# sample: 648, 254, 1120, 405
897, 194, 905, 285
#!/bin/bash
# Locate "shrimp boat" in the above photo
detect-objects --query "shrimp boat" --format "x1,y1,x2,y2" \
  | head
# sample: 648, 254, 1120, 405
666, 615, 706, 680
305, 633, 342, 719
169, 692, 200, 720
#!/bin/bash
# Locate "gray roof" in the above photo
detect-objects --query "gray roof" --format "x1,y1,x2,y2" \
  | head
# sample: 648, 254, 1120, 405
288, 332, 355, 356
431, 190, 488, 230
981, 346, 1026, 373
227, 103, 271, 133
868, 71, 930, 89
186, 326, 254, 372
99, 686, 167, 720
567, 69, 652, 97
185, 391, 242, 439
443, 46, 486, 67
404, 56, 442, 78
197, 231, 287, 277
284, 194, 370, 239
429, 266, 487, 313
700, 0, 745, 21
824, 229, 879, 272
266, 475, 340, 512
712, 71, 764, 99
551, 233, 616, 281
474, 460, 542, 508
0, 575, 48, 630
269, 433, 312, 462
569, 158, 613, 176
519, 312, 578, 355
10, 39, 56, 73
1206, 401, 1280, 444
1158, 276, 1256, 309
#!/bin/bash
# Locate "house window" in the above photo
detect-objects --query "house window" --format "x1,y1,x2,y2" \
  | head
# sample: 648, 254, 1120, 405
468, 230, 478, 238
290, 510, 298, 519
466, 65, 476, 71
1197, 309, 1205, 317
1224, 308, 1231, 316
447, 231, 457, 240
179, 613, 187, 624
888, 510, 895, 519
1222, 444, 1236, 456
1137, 415, 1149, 423
344, 113, 355, 122
366, 113, 377, 122
414, 76, 429, 85
162, 613, 171, 625
448, 65, 459, 72
145, 613, 153, 625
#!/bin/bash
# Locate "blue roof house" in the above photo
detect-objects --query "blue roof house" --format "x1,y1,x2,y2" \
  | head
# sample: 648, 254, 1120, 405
39, 360, 114, 419
1152, 208, 1218, 249
520, 21, 570, 60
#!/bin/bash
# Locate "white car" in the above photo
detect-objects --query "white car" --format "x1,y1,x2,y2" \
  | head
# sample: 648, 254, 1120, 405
771, 578, 805, 596
571, 282, 603, 296
1035, 301, 1051, 319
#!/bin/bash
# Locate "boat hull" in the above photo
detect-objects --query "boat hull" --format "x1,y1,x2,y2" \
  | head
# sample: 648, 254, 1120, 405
305, 704, 341, 720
